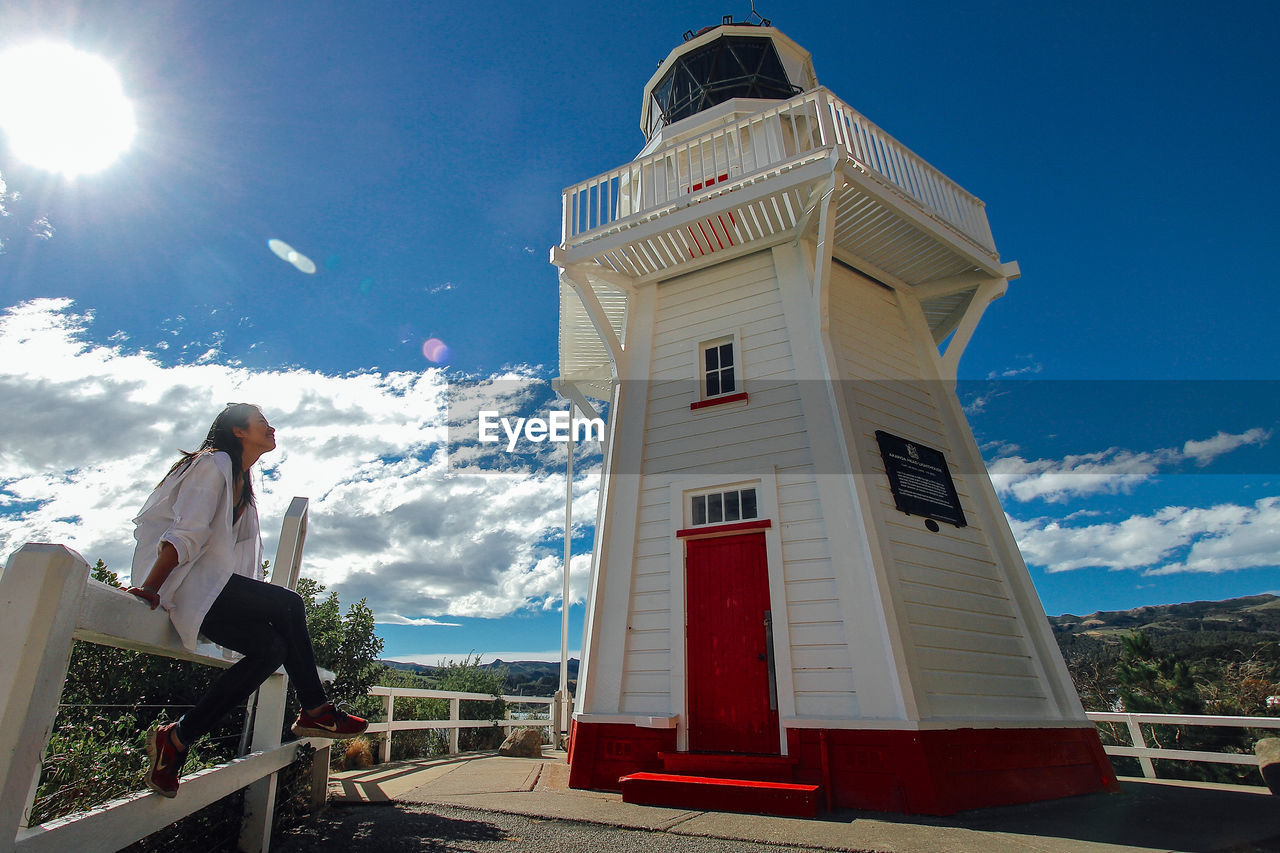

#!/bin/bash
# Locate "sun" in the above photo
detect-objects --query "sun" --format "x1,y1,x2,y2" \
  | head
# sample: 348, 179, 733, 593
0, 42, 137, 177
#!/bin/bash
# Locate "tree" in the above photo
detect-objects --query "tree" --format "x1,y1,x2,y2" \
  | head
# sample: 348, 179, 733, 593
1114, 631, 1203, 716
295, 576, 384, 705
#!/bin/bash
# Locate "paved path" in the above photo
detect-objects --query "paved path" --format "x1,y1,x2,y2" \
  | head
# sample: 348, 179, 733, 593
272, 751, 1280, 853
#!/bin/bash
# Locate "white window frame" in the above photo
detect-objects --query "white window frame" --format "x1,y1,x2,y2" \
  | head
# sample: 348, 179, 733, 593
695, 330, 743, 403
686, 483, 761, 528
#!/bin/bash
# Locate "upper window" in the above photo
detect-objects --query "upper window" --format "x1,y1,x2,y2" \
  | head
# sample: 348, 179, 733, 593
690, 486, 759, 527
648, 35, 799, 136
702, 338, 736, 399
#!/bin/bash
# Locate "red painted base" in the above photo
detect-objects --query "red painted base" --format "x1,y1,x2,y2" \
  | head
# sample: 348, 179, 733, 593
569, 720, 1119, 815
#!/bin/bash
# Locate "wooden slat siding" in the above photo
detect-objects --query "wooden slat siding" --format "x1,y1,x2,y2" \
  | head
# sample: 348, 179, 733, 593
631, 590, 671, 612
830, 264, 1048, 718
774, 457, 857, 717
917, 646, 1035, 678
911, 625, 1032, 657
794, 668, 855, 694
780, 536, 834, 563
791, 644, 851, 670
631, 570, 669, 595
784, 558, 838, 583
628, 610, 670, 632
630, 251, 861, 719
897, 560, 1007, 595
644, 390, 803, 436
928, 695, 1050, 719
626, 629, 670, 652
787, 578, 840, 604
635, 538, 671, 560
788, 624, 849, 651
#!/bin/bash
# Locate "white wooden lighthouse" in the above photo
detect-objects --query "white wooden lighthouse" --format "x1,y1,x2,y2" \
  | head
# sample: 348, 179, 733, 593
551, 21, 1115, 816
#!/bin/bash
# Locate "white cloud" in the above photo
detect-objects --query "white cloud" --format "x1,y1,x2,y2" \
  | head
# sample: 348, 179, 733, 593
0, 298, 598, 624
1008, 498, 1280, 575
989, 429, 1271, 503
985, 360, 1042, 379
1183, 429, 1270, 466
377, 615, 464, 627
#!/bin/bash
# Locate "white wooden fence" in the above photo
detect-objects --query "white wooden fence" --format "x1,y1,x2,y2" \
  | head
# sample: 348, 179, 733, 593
1087, 711, 1280, 783
562, 86, 996, 254
0, 498, 326, 853
365, 686, 554, 763
1, 498, 560, 853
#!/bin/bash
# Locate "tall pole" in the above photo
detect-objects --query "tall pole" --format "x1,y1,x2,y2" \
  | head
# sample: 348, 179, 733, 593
556, 402, 575, 743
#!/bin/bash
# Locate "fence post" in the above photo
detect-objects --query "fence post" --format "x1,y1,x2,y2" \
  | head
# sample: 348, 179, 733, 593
239, 497, 309, 853
0, 545, 90, 842
380, 690, 395, 764
1125, 715, 1158, 779
449, 699, 460, 754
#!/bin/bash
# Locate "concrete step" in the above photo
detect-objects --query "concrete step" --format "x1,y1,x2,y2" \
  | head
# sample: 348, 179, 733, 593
619, 771, 821, 818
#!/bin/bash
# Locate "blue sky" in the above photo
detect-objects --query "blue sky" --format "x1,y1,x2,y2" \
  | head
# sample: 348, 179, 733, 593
1, 1, 1277, 665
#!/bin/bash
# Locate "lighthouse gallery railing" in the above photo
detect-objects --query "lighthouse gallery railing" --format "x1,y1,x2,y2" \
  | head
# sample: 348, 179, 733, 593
562, 87, 996, 255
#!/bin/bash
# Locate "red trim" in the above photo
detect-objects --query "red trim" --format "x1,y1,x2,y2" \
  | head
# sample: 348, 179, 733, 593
690, 391, 748, 410
677, 519, 772, 539
566, 720, 676, 791
569, 721, 1119, 814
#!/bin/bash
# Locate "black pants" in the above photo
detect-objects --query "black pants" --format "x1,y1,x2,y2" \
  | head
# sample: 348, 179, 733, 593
175, 573, 329, 746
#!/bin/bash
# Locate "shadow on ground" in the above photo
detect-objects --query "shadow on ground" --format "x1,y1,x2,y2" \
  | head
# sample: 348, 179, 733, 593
273, 807, 508, 852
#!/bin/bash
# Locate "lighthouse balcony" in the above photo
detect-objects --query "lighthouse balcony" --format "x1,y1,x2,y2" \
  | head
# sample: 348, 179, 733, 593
560, 87, 1003, 295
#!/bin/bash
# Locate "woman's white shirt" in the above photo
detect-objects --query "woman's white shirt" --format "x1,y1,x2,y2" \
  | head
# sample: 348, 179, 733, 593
130, 451, 263, 650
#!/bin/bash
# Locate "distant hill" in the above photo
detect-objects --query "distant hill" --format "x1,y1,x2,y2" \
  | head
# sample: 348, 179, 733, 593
1050, 593, 1280, 663
381, 657, 577, 696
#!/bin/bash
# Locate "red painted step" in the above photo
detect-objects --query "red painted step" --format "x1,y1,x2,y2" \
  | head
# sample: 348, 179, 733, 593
658, 752, 799, 782
619, 771, 821, 818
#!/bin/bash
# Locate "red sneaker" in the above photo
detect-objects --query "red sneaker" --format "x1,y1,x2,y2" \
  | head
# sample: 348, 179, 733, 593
145, 723, 187, 798
291, 702, 368, 739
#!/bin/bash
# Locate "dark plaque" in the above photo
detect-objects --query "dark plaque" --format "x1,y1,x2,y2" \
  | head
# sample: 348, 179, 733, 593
874, 431, 967, 528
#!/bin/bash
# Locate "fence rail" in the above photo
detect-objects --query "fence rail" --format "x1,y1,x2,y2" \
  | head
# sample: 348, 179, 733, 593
1086, 710, 1280, 782
562, 87, 995, 253
365, 685, 553, 762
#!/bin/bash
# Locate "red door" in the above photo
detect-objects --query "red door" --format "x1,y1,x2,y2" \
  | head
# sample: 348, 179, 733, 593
685, 532, 779, 754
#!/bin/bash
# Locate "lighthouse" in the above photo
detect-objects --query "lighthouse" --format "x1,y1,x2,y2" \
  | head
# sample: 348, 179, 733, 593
551, 21, 1116, 816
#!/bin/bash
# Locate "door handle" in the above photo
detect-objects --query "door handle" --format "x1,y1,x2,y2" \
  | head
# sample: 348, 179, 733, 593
763, 610, 778, 712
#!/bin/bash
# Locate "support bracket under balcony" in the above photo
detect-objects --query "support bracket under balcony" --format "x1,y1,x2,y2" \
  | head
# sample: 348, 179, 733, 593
935, 261, 1021, 379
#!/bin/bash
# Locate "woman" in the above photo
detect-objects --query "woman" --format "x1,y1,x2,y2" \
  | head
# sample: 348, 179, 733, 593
127, 403, 366, 798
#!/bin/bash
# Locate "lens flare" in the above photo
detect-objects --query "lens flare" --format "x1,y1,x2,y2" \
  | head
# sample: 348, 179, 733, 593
422, 338, 452, 364
267, 238, 316, 274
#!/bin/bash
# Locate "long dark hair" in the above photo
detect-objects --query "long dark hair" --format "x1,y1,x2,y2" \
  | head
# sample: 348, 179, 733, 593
164, 403, 259, 514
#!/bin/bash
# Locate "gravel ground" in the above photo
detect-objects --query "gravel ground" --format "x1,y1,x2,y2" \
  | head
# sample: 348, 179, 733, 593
272, 803, 839, 853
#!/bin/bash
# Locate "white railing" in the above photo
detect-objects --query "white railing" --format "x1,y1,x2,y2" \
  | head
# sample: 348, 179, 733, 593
1087, 711, 1280, 782
0, 498, 327, 853
562, 87, 995, 254
365, 686, 554, 763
